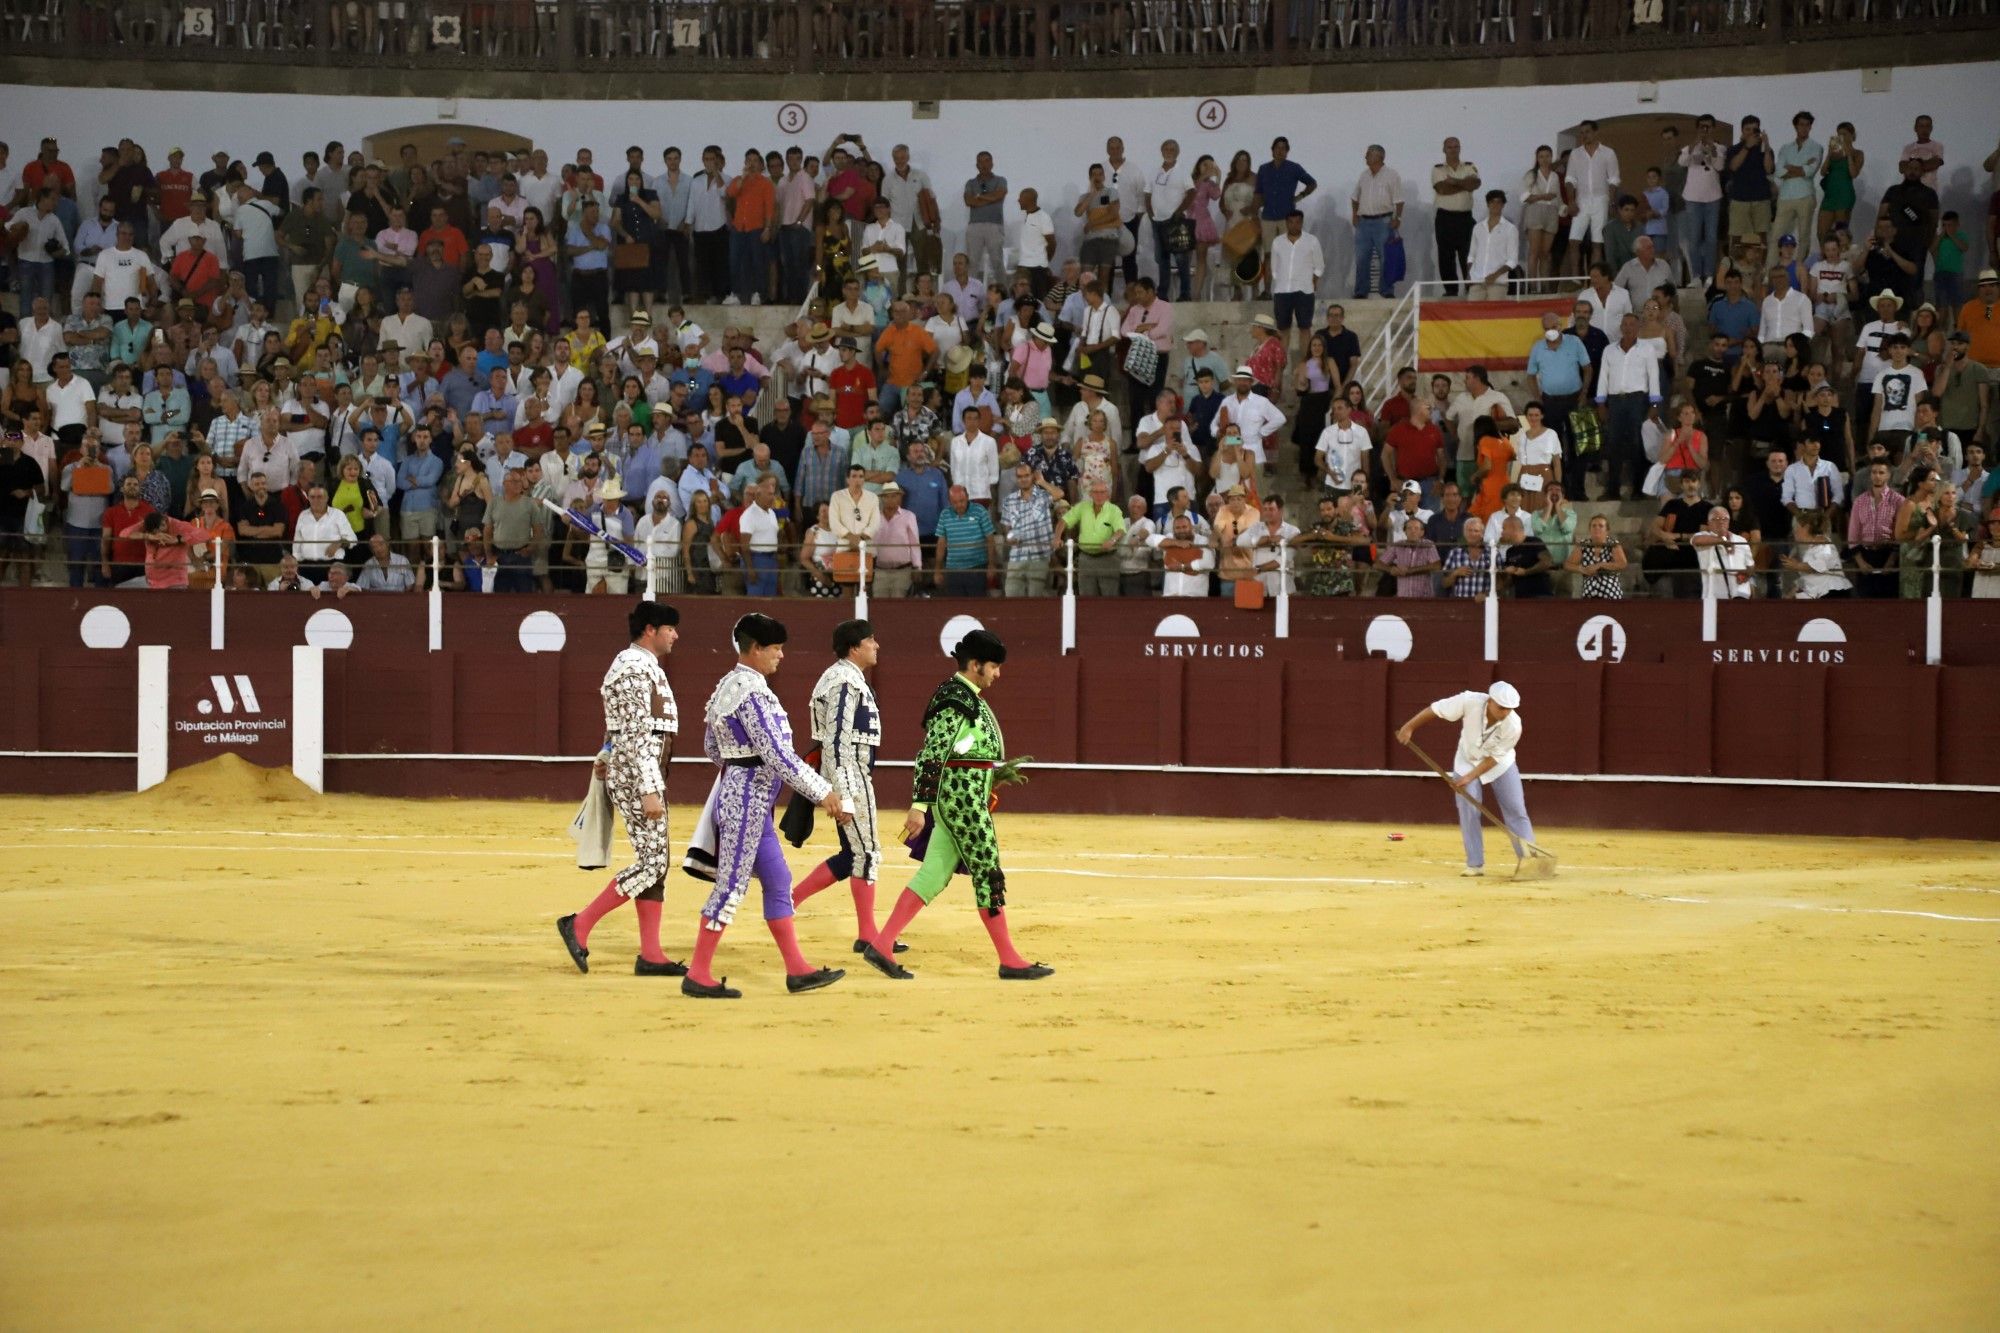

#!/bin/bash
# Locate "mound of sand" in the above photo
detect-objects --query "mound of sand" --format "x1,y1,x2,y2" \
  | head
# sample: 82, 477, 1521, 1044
123, 754, 315, 810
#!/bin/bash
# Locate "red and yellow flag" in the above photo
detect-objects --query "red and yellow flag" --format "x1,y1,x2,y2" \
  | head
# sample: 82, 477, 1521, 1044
1418, 296, 1572, 372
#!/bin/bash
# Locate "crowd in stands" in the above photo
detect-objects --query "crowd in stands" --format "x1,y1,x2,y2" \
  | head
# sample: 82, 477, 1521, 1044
1, 115, 1997, 600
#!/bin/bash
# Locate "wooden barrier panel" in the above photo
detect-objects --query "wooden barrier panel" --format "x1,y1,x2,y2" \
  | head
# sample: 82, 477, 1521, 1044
3, 590, 1997, 836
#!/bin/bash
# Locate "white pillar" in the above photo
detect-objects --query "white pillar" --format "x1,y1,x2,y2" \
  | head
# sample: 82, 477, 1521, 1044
428, 536, 444, 650
854, 539, 870, 619
136, 644, 169, 792
1701, 561, 1718, 643
209, 559, 225, 650
291, 644, 325, 794
1060, 538, 1077, 656
1926, 533, 1942, 666
1482, 541, 1499, 662
1275, 538, 1291, 639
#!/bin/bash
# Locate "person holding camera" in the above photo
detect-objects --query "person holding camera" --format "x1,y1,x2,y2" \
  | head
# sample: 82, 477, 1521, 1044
9, 190, 69, 314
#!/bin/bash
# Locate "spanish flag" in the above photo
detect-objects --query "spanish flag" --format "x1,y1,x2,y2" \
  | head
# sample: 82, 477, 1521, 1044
1418, 296, 1573, 372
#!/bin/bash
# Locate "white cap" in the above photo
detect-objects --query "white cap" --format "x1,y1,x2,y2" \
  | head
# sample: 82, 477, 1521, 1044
1489, 681, 1521, 709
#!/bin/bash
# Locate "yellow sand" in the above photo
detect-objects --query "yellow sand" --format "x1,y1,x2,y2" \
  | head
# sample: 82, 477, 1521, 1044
2, 757, 1996, 1329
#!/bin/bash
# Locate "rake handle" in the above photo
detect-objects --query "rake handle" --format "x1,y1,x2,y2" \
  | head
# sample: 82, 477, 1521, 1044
1402, 738, 1523, 843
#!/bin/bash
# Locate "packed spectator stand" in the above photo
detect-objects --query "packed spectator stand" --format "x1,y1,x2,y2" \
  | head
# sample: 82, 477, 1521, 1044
2, 80, 1998, 604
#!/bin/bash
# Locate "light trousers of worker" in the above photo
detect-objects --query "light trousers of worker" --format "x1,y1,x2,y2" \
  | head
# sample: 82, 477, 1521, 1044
1454, 763, 1534, 869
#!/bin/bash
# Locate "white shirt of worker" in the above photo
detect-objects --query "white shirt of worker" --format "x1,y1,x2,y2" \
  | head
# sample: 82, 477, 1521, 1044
1428, 688, 1534, 872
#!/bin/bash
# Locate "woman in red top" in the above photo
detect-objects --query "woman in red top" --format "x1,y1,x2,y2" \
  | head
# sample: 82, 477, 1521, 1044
1246, 317, 1287, 393
1662, 401, 1707, 488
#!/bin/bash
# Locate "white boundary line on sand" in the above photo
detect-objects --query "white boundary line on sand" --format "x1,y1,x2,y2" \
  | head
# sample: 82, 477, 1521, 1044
315, 753, 2000, 796
6, 750, 1996, 796
5, 834, 1996, 924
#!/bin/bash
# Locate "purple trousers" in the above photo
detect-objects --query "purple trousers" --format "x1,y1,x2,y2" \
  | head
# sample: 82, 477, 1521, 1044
699, 764, 795, 928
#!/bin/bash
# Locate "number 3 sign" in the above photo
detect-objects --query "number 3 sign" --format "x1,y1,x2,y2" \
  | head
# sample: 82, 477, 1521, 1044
776, 104, 809, 134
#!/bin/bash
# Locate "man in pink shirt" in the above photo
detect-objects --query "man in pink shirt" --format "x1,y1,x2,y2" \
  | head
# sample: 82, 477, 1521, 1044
122, 510, 211, 589
1846, 458, 1905, 598
775, 146, 819, 306
1119, 276, 1174, 435
374, 205, 420, 303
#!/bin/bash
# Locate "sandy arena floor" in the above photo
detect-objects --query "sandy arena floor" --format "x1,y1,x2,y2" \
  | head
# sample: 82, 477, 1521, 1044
1, 758, 1996, 1330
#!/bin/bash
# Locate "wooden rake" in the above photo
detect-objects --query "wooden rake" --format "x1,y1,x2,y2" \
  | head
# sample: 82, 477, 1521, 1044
1402, 739, 1558, 879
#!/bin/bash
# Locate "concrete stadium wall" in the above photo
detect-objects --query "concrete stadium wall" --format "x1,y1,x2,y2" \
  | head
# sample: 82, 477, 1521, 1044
4, 61, 1996, 287
3, 591, 1997, 837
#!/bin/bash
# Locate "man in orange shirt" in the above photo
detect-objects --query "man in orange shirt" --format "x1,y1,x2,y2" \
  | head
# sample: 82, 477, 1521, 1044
418, 204, 470, 270
723, 150, 778, 307
1960, 269, 2000, 367
873, 300, 937, 417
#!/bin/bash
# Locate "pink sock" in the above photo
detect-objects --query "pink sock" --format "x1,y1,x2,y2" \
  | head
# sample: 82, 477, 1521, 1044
688, 923, 723, 986
767, 916, 813, 976
791, 861, 839, 906
980, 907, 1031, 969
634, 899, 668, 964
874, 889, 926, 955
572, 881, 625, 949
849, 879, 878, 940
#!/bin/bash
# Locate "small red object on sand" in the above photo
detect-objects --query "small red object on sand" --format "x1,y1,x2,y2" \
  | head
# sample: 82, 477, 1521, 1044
1387, 832, 1406, 841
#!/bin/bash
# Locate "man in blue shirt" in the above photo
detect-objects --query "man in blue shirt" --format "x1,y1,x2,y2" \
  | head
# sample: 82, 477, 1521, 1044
893, 439, 951, 548
469, 367, 517, 424
1526, 312, 1593, 491
1253, 136, 1318, 277
565, 198, 613, 333
440, 345, 483, 419
1707, 268, 1760, 362
396, 423, 446, 545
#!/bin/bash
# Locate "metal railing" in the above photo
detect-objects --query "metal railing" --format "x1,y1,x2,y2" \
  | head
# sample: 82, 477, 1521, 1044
4, 0, 1990, 74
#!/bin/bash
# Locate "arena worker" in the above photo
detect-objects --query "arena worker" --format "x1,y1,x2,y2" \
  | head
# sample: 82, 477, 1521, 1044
1394, 681, 1535, 878
861, 628, 1052, 981
557, 599, 683, 976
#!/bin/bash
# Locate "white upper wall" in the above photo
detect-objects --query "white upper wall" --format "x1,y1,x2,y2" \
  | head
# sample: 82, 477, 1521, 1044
6, 63, 1996, 284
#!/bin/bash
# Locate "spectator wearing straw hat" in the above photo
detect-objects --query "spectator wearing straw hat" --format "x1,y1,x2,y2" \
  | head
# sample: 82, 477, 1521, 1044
1216, 365, 1285, 471
871, 481, 922, 598
1245, 312, 1286, 393
1179, 328, 1229, 401
1959, 269, 2000, 366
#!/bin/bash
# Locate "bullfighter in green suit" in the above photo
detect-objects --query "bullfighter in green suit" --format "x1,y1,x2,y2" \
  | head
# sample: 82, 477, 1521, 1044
860, 628, 1054, 982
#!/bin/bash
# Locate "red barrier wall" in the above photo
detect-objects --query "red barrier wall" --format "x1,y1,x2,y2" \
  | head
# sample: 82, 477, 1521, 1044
4, 589, 1998, 838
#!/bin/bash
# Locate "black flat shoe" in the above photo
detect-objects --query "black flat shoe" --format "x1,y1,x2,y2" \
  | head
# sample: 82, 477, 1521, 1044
861, 943, 914, 980
635, 956, 689, 977
786, 967, 845, 994
854, 938, 909, 954
556, 914, 588, 973
999, 962, 1055, 980
681, 976, 742, 999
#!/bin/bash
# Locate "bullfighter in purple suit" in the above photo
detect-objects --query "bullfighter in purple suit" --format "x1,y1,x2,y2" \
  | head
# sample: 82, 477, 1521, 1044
681, 612, 852, 999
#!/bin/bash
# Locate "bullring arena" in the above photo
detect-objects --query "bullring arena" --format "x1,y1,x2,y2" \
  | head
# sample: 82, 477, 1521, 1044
6, 4, 2000, 1325
3, 593, 1997, 1327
